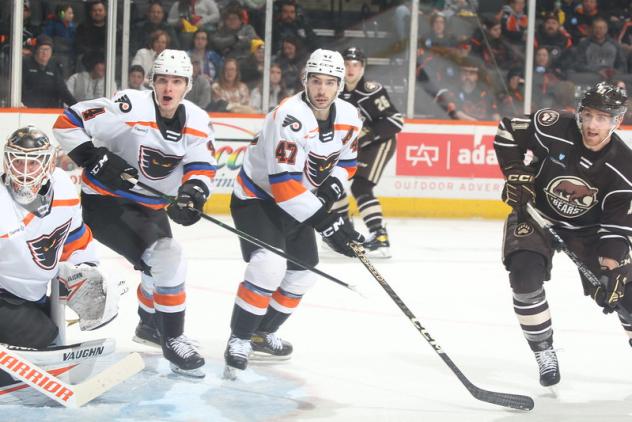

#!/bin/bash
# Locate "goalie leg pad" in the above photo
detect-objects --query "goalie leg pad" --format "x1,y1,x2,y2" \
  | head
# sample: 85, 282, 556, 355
0, 294, 58, 349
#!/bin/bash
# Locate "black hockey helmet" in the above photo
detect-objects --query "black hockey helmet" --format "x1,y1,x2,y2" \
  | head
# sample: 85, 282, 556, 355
341, 47, 366, 65
578, 81, 628, 116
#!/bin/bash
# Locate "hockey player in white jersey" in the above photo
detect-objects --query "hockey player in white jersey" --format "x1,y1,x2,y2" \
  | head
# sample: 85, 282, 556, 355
0, 126, 119, 352
223, 49, 365, 378
53, 50, 217, 378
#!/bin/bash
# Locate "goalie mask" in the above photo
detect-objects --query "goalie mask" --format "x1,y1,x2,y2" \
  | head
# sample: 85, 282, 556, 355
576, 82, 628, 148
3, 126, 56, 212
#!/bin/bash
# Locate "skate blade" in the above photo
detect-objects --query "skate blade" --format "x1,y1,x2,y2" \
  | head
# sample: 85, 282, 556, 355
169, 362, 205, 379
222, 365, 244, 380
132, 335, 162, 349
249, 351, 292, 362
364, 247, 392, 259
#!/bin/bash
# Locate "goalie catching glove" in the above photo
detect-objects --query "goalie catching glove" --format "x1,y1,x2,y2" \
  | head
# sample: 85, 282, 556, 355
56, 262, 121, 331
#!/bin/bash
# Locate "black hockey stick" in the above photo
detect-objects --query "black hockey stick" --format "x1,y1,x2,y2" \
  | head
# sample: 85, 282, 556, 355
125, 176, 361, 294
349, 243, 535, 411
526, 203, 632, 319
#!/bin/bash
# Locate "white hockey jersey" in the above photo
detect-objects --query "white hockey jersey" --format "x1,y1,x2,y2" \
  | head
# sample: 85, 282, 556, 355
0, 169, 98, 301
53, 89, 217, 209
234, 92, 362, 222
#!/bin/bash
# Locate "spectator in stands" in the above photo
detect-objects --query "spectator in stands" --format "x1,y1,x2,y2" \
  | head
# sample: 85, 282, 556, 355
533, 47, 563, 107
498, 68, 526, 117
617, 16, 632, 70
185, 58, 212, 109
535, 13, 573, 68
168, 0, 220, 49
249, 62, 290, 112
272, 0, 317, 54
0, 0, 41, 57
211, 57, 255, 113
22, 35, 76, 108
188, 29, 223, 82
614, 79, 632, 124
42, 3, 77, 78
566, 0, 599, 43
438, 61, 499, 121
131, 2, 179, 55
76, 0, 107, 57
438, 0, 479, 19
131, 29, 170, 87
240, 38, 265, 88
210, 5, 258, 60
470, 17, 517, 71
550, 79, 577, 112
423, 13, 458, 49
273, 36, 304, 94
501, 0, 528, 44
128, 64, 149, 91
66, 52, 113, 101
572, 16, 627, 81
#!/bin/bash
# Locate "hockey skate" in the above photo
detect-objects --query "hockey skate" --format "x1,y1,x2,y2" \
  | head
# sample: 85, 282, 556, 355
162, 335, 205, 378
132, 320, 161, 348
534, 344, 560, 387
363, 228, 391, 258
223, 335, 252, 380
250, 331, 293, 361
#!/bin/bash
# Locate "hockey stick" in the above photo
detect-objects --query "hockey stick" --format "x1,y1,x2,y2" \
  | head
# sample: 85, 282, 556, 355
0, 344, 144, 407
125, 176, 361, 294
349, 243, 535, 411
526, 203, 632, 319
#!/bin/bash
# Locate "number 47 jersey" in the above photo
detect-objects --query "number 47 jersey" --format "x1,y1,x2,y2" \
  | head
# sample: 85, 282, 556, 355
234, 92, 362, 223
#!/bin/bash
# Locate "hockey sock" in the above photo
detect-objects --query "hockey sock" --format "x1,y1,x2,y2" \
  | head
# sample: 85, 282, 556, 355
156, 310, 185, 340
230, 304, 265, 340
258, 307, 292, 333
138, 307, 156, 327
356, 193, 385, 233
513, 288, 553, 351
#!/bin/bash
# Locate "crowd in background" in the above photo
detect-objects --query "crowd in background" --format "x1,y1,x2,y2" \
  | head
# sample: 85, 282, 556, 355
2, 0, 632, 121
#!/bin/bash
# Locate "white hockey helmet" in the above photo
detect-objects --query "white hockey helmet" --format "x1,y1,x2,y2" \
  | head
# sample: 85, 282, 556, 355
150, 49, 193, 94
302, 48, 346, 95
3, 126, 56, 207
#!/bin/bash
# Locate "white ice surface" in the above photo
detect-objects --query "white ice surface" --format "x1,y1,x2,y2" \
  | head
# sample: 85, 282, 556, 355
2, 217, 632, 421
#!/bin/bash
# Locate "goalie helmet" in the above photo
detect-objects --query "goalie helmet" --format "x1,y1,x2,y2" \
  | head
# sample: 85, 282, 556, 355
578, 81, 628, 117
3, 126, 56, 209
150, 49, 193, 94
302, 49, 345, 95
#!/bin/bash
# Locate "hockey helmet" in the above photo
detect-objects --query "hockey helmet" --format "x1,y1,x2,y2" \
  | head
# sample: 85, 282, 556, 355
303, 49, 346, 95
150, 49, 193, 94
341, 47, 367, 66
3, 126, 56, 206
578, 81, 628, 117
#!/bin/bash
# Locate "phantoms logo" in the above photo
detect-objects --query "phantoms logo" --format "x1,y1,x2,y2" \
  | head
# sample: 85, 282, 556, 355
27, 220, 72, 270
545, 176, 599, 218
139, 146, 183, 180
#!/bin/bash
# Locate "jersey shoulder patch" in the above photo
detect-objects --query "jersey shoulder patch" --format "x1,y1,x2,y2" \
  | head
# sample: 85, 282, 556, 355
363, 80, 382, 93
536, 109, 560, 126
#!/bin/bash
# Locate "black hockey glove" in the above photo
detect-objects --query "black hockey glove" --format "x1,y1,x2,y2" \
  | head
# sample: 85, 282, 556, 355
166, 180, 209, 226
316, 177, 345, 211
502, 164, 535, 221
310, 208, 365, 257
593, 260, 632, 314
85, 147, 138, 190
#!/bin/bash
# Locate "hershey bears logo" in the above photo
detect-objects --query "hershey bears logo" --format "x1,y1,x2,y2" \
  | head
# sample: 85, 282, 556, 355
115, 94, 132, 113
138, 146, 183, 180
304, 151, 340, 186
537, 110, 559, 126
27, 220, 72, 270
514, 222, 534, 237
545, 176, 599, 218
282, 115, 302, 132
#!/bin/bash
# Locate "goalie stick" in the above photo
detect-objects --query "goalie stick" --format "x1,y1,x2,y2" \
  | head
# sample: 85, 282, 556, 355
124, 176, 362, 295
0, 344, 144, 408
349, 243, 535, 411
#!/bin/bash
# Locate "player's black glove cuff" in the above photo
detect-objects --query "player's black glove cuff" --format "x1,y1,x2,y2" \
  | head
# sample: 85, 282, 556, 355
83, 146, 138, 191
502, 164, 535, 222
316, 177, 345, 211
308, 207, 365, 257
167, 179, 209, 226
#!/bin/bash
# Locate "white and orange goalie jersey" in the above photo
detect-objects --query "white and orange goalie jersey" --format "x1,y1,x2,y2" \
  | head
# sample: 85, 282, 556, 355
52, 89, 217, 209
0, 169, 97, 301
234, 92, 362, 222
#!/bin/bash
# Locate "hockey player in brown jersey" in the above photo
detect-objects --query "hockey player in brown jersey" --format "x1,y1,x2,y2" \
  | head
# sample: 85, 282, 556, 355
494, 81, 632, 387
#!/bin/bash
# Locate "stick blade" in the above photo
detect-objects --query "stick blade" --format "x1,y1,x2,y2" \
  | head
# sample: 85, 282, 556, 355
71, 352, 144, 408
471, 387, 535, 411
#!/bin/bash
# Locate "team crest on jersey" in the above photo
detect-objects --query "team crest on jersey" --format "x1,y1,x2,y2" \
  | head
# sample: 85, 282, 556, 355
82, 107, 105, 121
537, 110, 559, 126
305, 151, 341, 186
514, 222, 534, 237
282, 115, 302, 132
115, 95, 132, 113
545, 176, 599, 218
139, 146, 183, 180
27, 220, 72, 270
